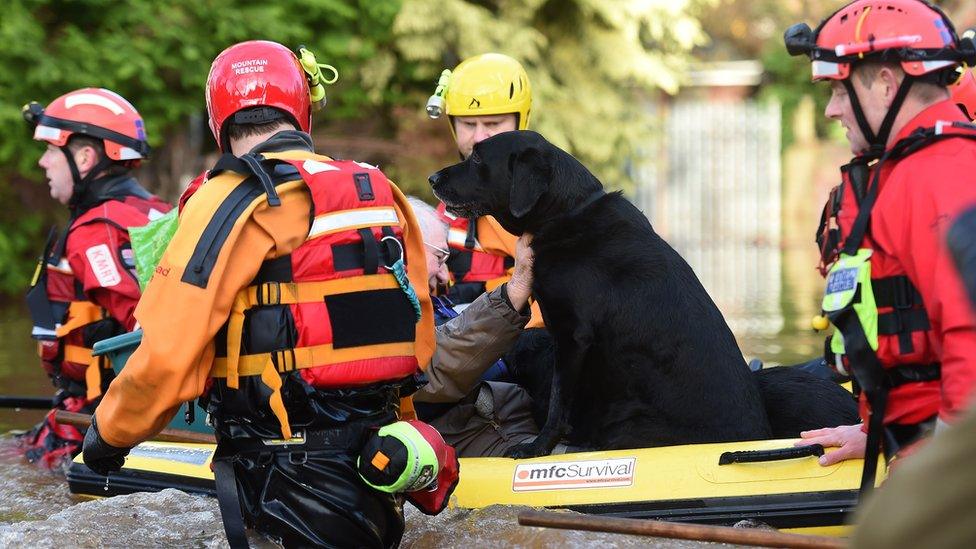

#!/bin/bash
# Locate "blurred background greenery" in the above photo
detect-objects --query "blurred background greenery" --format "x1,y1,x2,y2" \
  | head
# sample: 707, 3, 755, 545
0, 0, 973, 300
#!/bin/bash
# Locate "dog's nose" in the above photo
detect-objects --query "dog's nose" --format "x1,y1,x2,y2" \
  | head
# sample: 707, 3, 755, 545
428, 171, 441, 187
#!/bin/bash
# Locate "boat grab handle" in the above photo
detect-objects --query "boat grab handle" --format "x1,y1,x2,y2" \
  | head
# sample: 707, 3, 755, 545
718, 444, 825, 465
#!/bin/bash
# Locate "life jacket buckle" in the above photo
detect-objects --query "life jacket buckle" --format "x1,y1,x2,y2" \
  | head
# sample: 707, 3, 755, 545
258, 281, 281, 306
380, 235, 404, 270
892, 276, 914, 309
272, 348, 297, 373
288, 451, 308, 465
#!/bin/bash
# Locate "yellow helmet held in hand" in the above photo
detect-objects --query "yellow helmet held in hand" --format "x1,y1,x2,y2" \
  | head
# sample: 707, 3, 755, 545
443, 53, 532, 130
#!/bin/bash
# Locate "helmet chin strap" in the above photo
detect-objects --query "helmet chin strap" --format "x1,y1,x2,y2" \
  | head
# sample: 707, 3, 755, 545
61, 146, 114, 211
842, 74, 915, 159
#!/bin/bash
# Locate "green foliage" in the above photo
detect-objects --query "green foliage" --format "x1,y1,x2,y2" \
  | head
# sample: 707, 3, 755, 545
0, 0, 403, 296
0, 0, 706, 296
391, 0, 709, 191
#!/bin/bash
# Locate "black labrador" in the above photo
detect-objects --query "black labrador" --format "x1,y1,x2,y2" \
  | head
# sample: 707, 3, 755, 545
430, 130, 783, 457
504, 329, 859, 443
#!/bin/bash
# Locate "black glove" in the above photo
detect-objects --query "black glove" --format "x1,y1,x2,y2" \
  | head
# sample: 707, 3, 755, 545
82, 414, 132, 476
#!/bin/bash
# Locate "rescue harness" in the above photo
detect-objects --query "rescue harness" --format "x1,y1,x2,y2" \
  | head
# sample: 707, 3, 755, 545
819, 120, 976, 495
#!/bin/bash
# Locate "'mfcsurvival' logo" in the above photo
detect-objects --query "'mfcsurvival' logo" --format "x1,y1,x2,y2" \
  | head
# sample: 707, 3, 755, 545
512, 458, 636, 492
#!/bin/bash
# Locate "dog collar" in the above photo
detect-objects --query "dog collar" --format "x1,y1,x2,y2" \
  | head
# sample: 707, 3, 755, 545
565, 189, 606, 218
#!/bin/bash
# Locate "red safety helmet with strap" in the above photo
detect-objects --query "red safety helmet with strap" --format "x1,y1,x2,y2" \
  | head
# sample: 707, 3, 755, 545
23, 88, 150, 162
23, 88, 151, 208
206, 40, 337, 151
784, 0, 976, 158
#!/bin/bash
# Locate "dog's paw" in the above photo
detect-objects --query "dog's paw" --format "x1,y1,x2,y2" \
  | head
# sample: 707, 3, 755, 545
504, 442, 548, 459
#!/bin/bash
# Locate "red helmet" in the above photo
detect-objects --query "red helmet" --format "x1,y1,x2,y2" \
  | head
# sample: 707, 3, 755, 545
785, 0, 974, 82
953, 69, 976, 121
784, 0, 976, 156
22, 87, 150, 161
206, 40, 311, 151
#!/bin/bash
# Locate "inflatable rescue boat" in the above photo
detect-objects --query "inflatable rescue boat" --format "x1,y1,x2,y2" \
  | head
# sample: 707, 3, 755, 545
70, 333, 868, 536
69, 436, 866, 536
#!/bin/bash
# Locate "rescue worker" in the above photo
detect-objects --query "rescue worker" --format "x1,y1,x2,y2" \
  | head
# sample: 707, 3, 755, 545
784, 0, 976, 493
81, 41, 457, 548
426, 54, 543, 326
20, 88, 171, 468
851, 202, 976, 549
406, 197, 542, 456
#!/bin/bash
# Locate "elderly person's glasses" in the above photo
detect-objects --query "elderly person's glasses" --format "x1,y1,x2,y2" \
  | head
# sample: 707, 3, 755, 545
424, 242, 451, 268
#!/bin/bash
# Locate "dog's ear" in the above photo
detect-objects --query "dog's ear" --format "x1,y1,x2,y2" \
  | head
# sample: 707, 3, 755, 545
509, 146, 549, 219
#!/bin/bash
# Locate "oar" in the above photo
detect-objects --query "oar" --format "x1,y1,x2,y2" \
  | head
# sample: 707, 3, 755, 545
0, 395, 54, 410
518, 510, 846, 549
54, 410, 216, 445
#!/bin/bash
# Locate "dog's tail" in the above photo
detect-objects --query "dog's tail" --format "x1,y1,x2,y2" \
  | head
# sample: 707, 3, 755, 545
753, 366, 860, 439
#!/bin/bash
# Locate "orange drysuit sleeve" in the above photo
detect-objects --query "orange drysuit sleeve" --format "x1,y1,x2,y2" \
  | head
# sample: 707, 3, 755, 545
95, 179, 313, 447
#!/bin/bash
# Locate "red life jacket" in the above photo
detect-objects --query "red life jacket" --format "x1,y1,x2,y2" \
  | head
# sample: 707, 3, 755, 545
435, 203, 514, 286
818, 120, 976, 435
185, 151, 430, 438
27, 186, 171, 401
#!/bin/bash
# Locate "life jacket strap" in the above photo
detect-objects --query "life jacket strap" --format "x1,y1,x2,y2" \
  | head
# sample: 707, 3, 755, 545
220, 274, 405, 387
211, 341, 415, 440
211, 342, 416, 377
248, 274, 401, 308
62, 344, 112, 401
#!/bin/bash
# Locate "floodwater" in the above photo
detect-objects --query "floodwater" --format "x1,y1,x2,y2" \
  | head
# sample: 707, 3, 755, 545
0, 280, 825, 547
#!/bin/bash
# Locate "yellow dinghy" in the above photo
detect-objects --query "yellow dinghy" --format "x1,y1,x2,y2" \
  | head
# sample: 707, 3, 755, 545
69, 437, 867, 536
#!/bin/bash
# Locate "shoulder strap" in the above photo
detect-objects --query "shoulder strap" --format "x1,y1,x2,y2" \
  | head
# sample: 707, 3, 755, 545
842, 125, 976, 254
180, 163, 303, 289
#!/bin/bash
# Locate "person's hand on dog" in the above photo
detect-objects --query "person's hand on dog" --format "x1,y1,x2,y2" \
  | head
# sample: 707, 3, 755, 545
795, 423, 866, 466
506, 234, 534, 311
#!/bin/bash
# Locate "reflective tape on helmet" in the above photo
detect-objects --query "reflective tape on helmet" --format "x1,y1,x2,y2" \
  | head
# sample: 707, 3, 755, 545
922, 60, 956, 73
117, 147, 143, 161
812, 60, 843, 79
64, 92, 127, 115
34, 125, 63, 141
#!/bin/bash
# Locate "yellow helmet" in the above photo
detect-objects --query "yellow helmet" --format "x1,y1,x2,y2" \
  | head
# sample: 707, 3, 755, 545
442, 53, 532, 130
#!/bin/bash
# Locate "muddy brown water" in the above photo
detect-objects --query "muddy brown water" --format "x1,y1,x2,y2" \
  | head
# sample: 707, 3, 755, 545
0, 298, 824, 547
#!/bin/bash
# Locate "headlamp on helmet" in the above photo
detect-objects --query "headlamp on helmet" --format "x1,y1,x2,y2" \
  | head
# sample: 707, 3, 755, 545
426, 69, 452, 119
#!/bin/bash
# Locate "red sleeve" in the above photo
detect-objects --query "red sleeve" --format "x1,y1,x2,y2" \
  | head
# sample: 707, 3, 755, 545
875, 152, 976, 421
65, 221, 141, 331
179, 171, 208, 213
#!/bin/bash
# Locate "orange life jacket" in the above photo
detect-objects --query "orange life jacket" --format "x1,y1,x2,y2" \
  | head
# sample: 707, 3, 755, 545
436, 204, 514, 287
184, 151, 432, 438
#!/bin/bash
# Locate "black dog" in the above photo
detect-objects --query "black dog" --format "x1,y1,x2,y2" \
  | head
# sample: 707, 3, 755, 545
430, 131, 778, 457
505, 328, 859, 444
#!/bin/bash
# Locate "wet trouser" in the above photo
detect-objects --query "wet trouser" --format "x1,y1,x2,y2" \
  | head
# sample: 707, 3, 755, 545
213, 424, 404, 549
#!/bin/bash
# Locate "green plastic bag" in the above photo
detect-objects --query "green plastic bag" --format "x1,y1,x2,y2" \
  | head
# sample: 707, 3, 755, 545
128, 209, 179, 290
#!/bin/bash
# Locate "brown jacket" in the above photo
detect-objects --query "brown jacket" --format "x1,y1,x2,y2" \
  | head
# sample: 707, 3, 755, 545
417, 286, 529, 403
417, 287, 539, 457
